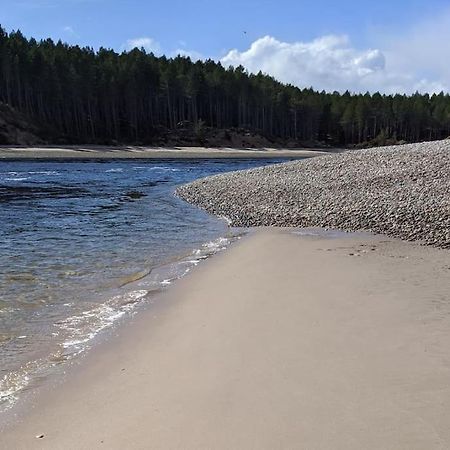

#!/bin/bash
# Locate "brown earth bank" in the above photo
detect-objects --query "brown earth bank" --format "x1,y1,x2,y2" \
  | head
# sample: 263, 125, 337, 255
0, 102, 45, 145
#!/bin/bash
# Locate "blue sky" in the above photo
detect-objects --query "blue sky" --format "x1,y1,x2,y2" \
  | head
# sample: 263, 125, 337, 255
1, 0, 450, 93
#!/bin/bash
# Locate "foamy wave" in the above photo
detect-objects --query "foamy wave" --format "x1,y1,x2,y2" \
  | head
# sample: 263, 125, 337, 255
203, 236, 230, 251
0, 357, 53, 412
27, 171, 59, 175
54, 235, 235, 358
147, 166, 180, 172
0, 366, 31, 409
56, 290, 148, 354
0, 234, 238, 413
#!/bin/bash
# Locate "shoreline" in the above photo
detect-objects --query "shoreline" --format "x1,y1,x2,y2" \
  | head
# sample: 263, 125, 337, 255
2, 228, 450, 449
0, 146, 332, 160
0, 231, 239, 420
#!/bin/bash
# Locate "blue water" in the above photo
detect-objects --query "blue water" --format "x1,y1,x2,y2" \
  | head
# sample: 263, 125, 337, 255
0, 157, 295, 412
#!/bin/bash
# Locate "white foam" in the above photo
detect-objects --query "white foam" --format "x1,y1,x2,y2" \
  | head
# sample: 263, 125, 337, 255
27, 171, 59, 175
0, 235, 238, 413
147, 166, 180, 172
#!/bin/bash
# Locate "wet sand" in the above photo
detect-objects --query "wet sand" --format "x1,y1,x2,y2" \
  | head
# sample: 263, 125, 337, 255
0, 146, 330, 159
1, 229, 450, 449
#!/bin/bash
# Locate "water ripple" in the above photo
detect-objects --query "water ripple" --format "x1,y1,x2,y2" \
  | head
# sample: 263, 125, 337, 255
0, 157, 293, 413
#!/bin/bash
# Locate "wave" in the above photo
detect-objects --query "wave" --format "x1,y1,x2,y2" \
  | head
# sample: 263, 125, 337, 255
27, 171, 60, 175
0, 233, 240, 414
147, 166, 181, 172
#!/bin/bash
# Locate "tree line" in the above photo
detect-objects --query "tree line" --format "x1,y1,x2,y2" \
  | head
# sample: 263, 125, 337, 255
1, 26, 450, 146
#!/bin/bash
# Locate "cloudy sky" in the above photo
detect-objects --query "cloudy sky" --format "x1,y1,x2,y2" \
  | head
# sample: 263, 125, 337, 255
1, 0, 450, 94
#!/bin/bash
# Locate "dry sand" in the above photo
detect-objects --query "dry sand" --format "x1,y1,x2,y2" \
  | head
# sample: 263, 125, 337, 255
1, 229, 450, 449
0, 146, 330, 159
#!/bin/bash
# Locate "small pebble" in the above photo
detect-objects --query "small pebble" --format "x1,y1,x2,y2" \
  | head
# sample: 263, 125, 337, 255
176, 140, 450, 249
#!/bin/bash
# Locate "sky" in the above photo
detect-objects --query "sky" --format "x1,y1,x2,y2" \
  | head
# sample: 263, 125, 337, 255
1, 0, 450, 94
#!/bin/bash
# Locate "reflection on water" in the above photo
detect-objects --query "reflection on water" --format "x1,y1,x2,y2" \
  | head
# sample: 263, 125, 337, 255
0, 157, 293, 413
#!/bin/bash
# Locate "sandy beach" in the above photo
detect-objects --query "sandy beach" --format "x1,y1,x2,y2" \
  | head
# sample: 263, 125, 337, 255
0, 146, 330, 159
1, 228, 450, 449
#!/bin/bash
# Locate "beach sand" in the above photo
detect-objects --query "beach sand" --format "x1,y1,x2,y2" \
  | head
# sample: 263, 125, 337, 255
0, 146, 330, 159
1, 229, 450, 449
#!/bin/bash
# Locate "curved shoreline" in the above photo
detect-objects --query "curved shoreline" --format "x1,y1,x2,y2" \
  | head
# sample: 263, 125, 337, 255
1, 229, 450, 449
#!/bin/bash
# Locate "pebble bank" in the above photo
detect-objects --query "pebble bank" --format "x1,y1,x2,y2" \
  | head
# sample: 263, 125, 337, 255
176, 140, 450, 248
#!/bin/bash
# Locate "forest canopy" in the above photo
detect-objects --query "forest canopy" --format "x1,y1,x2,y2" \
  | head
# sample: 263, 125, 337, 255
1, 26, 450, 146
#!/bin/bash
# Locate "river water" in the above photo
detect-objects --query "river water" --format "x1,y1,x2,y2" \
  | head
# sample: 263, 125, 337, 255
0, 157, 295, 413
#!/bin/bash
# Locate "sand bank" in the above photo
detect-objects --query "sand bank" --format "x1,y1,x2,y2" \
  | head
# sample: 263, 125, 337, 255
0, 146, 330, 159
1, 229, 450, 449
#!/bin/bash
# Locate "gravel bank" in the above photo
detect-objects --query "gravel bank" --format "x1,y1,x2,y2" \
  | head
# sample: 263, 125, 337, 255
176, 140, 450, 248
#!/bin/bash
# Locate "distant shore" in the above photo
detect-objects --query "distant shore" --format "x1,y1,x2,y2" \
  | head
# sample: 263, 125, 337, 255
0, 146, 332, 160
1, 229, 449, 449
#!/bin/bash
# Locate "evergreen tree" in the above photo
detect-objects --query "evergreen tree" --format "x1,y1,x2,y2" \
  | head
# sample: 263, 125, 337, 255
1, 25, 449, 146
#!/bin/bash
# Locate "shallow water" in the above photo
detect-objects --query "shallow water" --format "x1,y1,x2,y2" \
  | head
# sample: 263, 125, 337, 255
0, 157, 294, 413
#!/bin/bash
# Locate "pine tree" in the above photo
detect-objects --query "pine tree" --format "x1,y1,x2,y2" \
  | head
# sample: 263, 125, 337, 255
0, 25, 449, 146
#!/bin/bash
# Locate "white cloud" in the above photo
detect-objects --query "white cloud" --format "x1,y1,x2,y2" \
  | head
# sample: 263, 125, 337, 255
377, 9, 450, 90
62, 25, 75, 35
123, 37, 161, 54
171, 48, 203, 61
60, 25, 80, 39
221, 34, 448, 94
118, 8, 450, 94
122, 37, 202, 60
